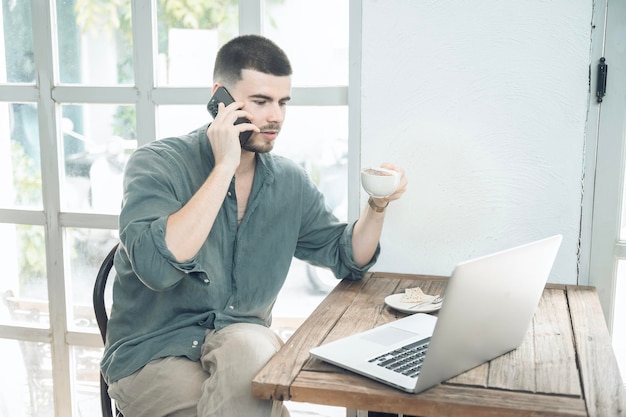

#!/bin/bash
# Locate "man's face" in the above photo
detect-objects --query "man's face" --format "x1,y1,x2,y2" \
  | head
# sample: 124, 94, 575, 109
228, 69, 292, 153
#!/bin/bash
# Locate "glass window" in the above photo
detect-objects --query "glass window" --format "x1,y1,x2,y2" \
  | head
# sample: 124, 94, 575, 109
615, 110, 625, 382
155, 1, 238, 86
0, 338, 54, 417
71, 346, 102, 415
65, 227, 118, 330
0, 0, 35, 84
0, 225, 48, 328
264, 0, 349, 87
56, 0, 134, 85
61, 104, 136, 213
620, 107, 626, 241
621, 157, 626, 241
0, 2, 352, 415
274, 106, 349, 221
158, 105, 210, 139
614, 261, 626, 384
0, 102, 42, 209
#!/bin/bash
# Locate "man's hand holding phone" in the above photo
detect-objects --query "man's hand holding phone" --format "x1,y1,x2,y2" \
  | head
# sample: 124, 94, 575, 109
207, 86, 258, 148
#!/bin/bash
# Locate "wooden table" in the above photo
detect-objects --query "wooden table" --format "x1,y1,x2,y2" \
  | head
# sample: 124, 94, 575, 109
253, 272, 626, 417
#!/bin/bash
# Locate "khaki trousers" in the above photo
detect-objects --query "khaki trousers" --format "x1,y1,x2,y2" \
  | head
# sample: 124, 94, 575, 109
108, 323, 290, 417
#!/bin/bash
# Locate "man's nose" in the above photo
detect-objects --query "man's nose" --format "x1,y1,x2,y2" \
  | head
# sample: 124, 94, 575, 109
266, 103, 284, 123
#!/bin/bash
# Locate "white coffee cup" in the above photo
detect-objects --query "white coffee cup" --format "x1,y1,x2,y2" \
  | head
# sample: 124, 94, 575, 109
360, 167, 400, 198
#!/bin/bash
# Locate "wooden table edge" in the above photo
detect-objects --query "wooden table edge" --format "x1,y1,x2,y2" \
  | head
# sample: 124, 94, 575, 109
288, 373, 587, 417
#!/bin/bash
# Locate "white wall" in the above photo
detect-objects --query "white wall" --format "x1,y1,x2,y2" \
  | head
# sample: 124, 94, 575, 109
361, 0, 592, 284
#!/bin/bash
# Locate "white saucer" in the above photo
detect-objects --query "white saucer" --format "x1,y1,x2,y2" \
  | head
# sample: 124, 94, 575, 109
384, 293, 443, 314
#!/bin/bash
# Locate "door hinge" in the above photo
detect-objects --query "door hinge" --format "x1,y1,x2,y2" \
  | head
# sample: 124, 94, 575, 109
597, 57, 608, 103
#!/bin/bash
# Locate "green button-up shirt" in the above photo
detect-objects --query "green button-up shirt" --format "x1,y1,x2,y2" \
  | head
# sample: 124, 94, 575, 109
101, 125, 378, 384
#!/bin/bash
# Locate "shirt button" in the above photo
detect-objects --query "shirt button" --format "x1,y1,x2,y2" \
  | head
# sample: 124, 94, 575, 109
228, 305, 234, 309
204, 279, 209, 283
227, 191, 232, 196
192, 340, 199, 347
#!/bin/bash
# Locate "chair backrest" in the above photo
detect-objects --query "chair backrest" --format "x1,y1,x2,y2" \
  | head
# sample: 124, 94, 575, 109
94, 243, 118, 343
93, 243, 120, 417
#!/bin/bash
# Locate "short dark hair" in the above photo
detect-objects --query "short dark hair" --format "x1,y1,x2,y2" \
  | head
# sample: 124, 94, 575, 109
213, 35, 292, 86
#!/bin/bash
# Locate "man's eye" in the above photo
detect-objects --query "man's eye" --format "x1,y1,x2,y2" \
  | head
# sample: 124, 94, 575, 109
253, 100, 266, 105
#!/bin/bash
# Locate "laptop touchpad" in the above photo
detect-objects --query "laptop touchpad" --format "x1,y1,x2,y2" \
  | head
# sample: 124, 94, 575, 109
361, 326, 418, 346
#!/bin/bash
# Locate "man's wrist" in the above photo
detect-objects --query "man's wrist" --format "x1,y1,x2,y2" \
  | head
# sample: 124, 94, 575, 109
368, 197, 389, 213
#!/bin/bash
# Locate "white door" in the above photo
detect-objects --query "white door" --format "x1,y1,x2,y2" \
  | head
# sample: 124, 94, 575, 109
587, 0, 626, 382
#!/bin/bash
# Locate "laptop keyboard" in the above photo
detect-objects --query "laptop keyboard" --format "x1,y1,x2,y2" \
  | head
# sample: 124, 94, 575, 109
368, 338, 430, 378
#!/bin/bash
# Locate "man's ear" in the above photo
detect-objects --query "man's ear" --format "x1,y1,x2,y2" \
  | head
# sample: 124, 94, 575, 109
211, 83, 222, 94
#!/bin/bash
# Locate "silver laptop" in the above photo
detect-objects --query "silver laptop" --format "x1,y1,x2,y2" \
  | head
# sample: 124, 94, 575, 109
309, 234, 563, 393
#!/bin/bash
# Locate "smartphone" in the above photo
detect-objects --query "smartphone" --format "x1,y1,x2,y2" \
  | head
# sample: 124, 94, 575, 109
206, 86, 253, 147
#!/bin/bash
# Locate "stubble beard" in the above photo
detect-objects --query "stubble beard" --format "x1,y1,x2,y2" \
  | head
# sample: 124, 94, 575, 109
242, 135, 274, 153
243, 124, 280, 153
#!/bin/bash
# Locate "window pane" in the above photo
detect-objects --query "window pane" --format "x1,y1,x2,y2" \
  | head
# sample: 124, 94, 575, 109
615, 261, 626, 386
619, 115, 626, 240
65, 227, 118, 331
61, 104, 136, 213
274, 106, 348, 221
264, 0, 349, 87
156, 2, 238, 86
72, 346, 102, 415
621, 156, 626, 240
0, 225, 48, 328
617, 105, 626, 387
0, 102, 42, 209
0, 338, 54, 417
158, 105, 210, 139
0, 0, 35, 83
56, 0, 134, 85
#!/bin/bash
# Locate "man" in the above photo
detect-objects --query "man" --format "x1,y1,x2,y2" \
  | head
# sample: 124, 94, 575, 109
101, 35, 407, 417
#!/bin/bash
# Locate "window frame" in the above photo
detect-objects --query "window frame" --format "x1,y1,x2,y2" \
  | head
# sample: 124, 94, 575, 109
0, 1, 354, 415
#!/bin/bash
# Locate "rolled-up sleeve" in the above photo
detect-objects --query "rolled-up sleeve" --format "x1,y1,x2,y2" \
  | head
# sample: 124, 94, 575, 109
338, 221, 380, 280
119, 145, 208, 290
294, 171, 379, 281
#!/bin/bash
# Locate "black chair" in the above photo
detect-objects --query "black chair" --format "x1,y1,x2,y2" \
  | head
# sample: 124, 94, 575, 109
93, 243, 121, 417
